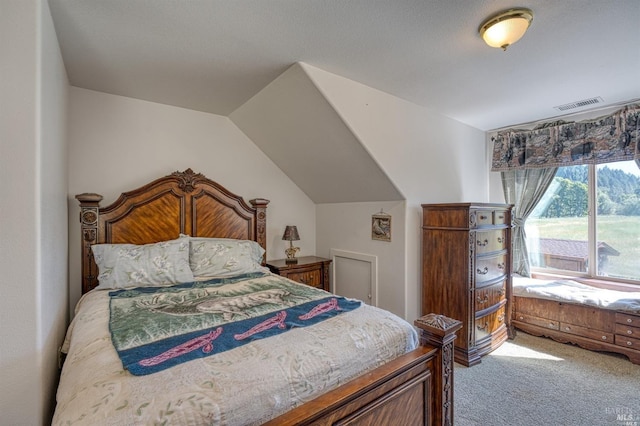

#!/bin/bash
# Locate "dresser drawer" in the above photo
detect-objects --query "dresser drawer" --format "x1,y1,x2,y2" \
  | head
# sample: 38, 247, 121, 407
285, 269, 322, 288
514, 312, 560, 331
475, 229, 507, 255
475, 210, 494, 227
616, 312, 640, 327
267, 257, 331, 291
474, 209, 509, 227
475, 304, 506, 342
475, 253, 507, 283
493, 210, 509, 225
615, 322, 640, 339
615, 334, 640, 350
561, 322, 614, 343
475, 280, 506, 311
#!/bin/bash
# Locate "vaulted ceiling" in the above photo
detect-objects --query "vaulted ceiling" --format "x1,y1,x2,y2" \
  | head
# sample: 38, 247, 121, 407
49, 0, 640, 132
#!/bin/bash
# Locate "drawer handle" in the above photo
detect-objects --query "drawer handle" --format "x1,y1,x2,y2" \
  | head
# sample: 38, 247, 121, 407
549, 323, 555, 328
480, 215, 488, 220
499, 288, 506, 296
498, 314, 505, 323
601, 336, 607, 340
628, 330, 633, 335
477, 239, 489, 247
477, 267, 488, 275
565, 326, 571, 331
497, 237, 504, 244
497, 214, 504, 220
628, 318, 633, 323
477, 295, 489, 304
519, 316, 524, 320
627, 341, 633, 346
477, 322, 488, 331
497, 263, 505, 270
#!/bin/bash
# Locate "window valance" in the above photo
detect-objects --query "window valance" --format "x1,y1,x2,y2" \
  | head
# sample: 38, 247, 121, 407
491, 104, 640, 171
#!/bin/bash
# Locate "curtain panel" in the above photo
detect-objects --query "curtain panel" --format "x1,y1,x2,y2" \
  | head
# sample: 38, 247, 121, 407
491, 104, 640, 171
501, 168, 557, 277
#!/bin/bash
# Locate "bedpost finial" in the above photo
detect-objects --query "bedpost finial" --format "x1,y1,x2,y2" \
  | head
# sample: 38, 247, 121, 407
415, 314, 462, 337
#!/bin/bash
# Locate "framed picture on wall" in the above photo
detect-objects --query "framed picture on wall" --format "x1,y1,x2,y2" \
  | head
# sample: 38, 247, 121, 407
371, 212, 391, 242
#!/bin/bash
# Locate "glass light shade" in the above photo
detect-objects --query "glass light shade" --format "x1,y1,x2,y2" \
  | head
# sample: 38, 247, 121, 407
480, 9, 533, 50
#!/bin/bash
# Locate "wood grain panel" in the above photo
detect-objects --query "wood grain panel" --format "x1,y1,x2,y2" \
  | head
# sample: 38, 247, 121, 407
475, 279, 506, 311
106, 191, 184, 244
617, 312, 640, 327
515, 297, 561, 321
76, 169, 268, 294
615, 322, 640, 339
335, 370, 430, 426
558, 302, 615, 332
561, 322, 614, 342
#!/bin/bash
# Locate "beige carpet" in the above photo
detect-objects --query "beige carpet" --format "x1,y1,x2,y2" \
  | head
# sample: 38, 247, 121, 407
454, 332, 640, 426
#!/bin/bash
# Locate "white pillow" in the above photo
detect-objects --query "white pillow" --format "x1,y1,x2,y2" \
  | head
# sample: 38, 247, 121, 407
91, 238, 194, 290
183, 235, 266, 277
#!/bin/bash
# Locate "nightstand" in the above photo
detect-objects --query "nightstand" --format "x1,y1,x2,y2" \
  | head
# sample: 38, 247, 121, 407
267, 256, 332, 292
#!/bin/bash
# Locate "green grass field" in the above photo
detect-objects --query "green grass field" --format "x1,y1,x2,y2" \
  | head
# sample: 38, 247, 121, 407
526, 215, 640, 281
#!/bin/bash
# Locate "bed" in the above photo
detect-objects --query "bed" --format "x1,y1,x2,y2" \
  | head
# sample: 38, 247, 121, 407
53, 168, 462, 425
512, 275, 640, 364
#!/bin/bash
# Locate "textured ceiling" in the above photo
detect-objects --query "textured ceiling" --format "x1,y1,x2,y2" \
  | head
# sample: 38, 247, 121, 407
49, 0, 640, 131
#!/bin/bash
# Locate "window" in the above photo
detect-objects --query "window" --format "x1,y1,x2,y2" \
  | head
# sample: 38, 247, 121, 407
526, 160, 640, 283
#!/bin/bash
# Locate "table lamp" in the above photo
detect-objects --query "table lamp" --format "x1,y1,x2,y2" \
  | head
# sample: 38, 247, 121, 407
282, 225, 300, 263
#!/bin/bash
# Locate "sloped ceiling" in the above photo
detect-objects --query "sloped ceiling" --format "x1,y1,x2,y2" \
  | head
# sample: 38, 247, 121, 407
49, 1, 640, 132
48, 1, 640, 204
230, 63, 403, 203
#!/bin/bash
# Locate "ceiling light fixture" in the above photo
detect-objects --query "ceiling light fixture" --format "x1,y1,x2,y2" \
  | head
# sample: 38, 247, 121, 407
479, 8, 533, 51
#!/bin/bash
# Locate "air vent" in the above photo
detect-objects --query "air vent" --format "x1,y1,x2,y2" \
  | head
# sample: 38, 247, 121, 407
554, 97, 604, 111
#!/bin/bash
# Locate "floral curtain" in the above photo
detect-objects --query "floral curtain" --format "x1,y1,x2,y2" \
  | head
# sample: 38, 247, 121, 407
492, 104, 640, 171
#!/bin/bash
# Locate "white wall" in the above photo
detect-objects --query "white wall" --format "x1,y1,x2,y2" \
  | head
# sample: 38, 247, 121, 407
230, 63, 403, 204
0, 0, 69, 423
316, 201, 406, 317
67, 88, 316, 311
39, 0, 70, 420
303, 63, 488, 321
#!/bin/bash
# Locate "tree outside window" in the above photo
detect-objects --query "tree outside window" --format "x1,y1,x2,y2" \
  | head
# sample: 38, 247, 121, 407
526, 160, 640, 283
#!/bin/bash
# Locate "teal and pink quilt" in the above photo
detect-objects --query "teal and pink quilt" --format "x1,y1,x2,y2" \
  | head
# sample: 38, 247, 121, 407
109, 272, 360, 375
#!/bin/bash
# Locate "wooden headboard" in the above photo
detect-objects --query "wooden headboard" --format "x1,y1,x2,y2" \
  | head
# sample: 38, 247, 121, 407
76, 169, 269, 294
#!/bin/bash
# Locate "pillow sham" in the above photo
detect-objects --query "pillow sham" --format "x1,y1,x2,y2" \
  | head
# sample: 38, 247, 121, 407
91, 238, 194, 290
184, 235, 266, 277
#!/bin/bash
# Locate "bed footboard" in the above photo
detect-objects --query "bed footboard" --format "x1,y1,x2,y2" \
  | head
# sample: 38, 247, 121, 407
264, 313, 462, 426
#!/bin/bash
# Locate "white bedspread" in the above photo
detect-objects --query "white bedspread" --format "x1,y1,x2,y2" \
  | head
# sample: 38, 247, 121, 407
52, 278, 418, 425
513, 275, 640, 313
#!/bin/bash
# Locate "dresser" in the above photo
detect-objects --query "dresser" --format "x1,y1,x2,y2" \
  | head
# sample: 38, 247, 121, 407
267, 256, 332, 292
421, 203, 513, 366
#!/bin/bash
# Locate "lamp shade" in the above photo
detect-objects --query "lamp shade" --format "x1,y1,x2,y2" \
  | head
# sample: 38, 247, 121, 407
479, 8, 533, 50
282, 225, 300, 241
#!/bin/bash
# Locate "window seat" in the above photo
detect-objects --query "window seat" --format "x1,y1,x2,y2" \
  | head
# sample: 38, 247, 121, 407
513, 275, 640, 313
512, 275, 640, 364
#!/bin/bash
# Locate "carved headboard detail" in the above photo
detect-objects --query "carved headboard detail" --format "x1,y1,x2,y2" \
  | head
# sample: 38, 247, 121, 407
76, 168, 269, 294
